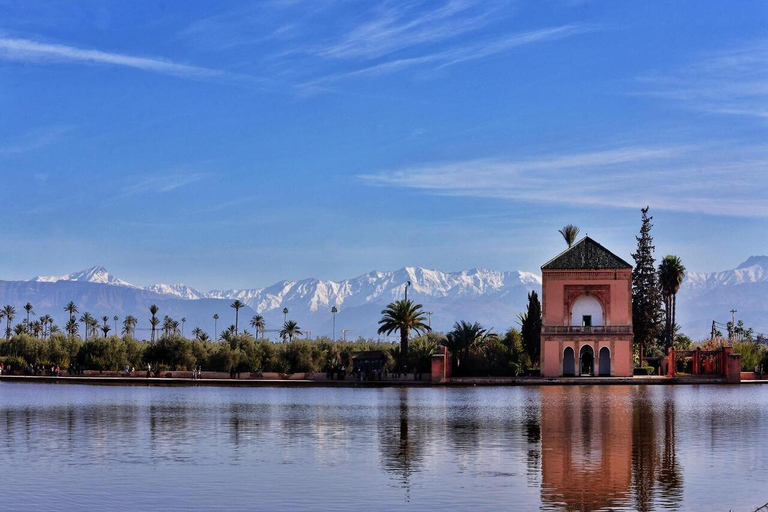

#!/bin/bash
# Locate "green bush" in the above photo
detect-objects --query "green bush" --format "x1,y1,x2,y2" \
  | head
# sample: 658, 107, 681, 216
0, 355, 28, 372
634, 366, 655, 376
733, 341, 767, 372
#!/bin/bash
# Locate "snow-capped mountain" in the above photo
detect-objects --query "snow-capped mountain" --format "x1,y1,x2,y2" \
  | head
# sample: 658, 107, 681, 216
32, 266, 139, 288
145, 283, 206, 300
9, 257, 768, 340
683, 256, 768, 291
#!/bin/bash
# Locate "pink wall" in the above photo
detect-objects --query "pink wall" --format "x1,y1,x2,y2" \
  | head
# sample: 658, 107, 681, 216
541, 269, 632, 326
541, 268, 633, 378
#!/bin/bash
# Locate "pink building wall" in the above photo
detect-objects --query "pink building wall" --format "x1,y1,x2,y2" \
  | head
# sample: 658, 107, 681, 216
541, 268, 634, 378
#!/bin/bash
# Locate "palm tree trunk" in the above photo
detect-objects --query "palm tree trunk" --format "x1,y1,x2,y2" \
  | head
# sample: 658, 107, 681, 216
400, 327, 408, 371
672, 294, 677, 347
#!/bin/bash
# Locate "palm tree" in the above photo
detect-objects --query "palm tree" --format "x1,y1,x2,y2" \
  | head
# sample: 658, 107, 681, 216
250, 315, 265, 340
377, 299, 431, 367
150, 316, 160, 341
659, 255, 686, 350
213, 314, 219, 340
162, 316, 173, 337
149, 304, 159, 342
558, 224, 580, 248
31, 320, 43, 338
79, 312, 93, 342
3, 305, 15, 340
230, 300, 244, 335
279, 320, 302, 342
113, 315, 119, 334
65, 317, 79, 337
445, 321, 496, 372
181, 317, 186, 338
100, 316, 111, 337
192, 327, 203, 340
39, 314, 53, 338
23, 302, 35, 325
64, 301, 78, 323
331, 306, 338, 341
283, 307, 289, 323
122, 315, 138, 337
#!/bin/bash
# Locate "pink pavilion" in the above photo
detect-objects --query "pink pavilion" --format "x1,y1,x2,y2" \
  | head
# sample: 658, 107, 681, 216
540, 237, 634, 377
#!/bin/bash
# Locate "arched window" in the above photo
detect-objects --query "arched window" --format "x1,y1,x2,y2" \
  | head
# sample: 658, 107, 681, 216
570, 295, 604, 327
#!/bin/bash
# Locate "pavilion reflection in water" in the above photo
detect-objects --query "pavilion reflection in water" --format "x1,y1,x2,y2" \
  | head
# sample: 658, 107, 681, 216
539, 386, 683, 512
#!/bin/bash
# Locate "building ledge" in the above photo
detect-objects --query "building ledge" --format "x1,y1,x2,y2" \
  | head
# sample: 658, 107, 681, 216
542, 325, 632, 335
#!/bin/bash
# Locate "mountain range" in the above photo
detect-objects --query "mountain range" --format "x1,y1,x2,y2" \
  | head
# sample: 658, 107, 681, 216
3, 257, 766, 341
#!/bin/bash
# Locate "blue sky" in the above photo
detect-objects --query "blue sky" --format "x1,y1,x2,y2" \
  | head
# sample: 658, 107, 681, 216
1, 1, 767, 290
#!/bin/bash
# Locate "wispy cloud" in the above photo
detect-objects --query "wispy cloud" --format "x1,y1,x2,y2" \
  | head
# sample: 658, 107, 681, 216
299, 24, 592, 92
0, 126, 70, 156
638, 40, 768, 119
121, 173, 206, 196
0, 37, 263, 85
316, 0, 500, 61
359, 144, 768, 217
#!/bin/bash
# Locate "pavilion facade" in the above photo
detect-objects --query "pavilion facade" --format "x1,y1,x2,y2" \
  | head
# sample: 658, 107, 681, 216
540, 237, 634, 377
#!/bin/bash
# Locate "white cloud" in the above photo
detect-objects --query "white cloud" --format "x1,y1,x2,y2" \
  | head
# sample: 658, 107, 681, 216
122, 173, 206, 196
0, 126, 70, 155
0, 37, 264, 86
639, 40, 768, 119
317, 0, 498, 61
359, 144, 768, 218
299, 24, 592, 91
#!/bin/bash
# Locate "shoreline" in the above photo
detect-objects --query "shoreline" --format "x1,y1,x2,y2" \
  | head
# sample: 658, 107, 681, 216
2, 374, 763, 387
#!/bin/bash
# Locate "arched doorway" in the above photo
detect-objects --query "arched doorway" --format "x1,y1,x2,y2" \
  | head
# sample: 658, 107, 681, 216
580, 345, 594, 376
563, 347, 575, 376
598, 347, 611, 376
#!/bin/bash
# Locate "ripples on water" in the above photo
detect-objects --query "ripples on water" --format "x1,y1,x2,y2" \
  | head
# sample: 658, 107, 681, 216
0, 383, 766, 511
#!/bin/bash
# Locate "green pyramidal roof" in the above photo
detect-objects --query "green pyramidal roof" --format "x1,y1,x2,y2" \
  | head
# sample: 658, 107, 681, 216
542, 236, 632, 270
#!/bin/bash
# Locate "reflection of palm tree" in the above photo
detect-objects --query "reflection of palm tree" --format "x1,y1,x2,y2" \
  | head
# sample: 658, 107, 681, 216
658, 397, 683, 502
378, 389, 426, 500
631, 389, 658, 512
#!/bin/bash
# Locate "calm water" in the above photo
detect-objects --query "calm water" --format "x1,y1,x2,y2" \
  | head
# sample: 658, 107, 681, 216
0, 383, 766, 512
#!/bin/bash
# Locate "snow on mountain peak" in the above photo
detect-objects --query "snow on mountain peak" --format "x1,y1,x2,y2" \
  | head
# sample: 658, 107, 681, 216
737, 256, 768, 270
145, 283, 205, 300
31, 266, 137, 288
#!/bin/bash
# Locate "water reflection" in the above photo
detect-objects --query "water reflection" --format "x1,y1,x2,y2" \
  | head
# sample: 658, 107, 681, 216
540, 387, 633, 511
537, 386, 686, 511
0, 384, 765, 511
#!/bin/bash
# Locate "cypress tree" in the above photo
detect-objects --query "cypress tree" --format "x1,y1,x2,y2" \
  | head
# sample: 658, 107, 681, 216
521, 291, 542, 365
631, 206, 662, 365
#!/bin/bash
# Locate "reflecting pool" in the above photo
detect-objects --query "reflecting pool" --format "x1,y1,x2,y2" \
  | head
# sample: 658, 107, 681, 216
0, 383, 765, 511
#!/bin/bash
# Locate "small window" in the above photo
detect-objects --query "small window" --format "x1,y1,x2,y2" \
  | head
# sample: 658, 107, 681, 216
582, 315, 592, 327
